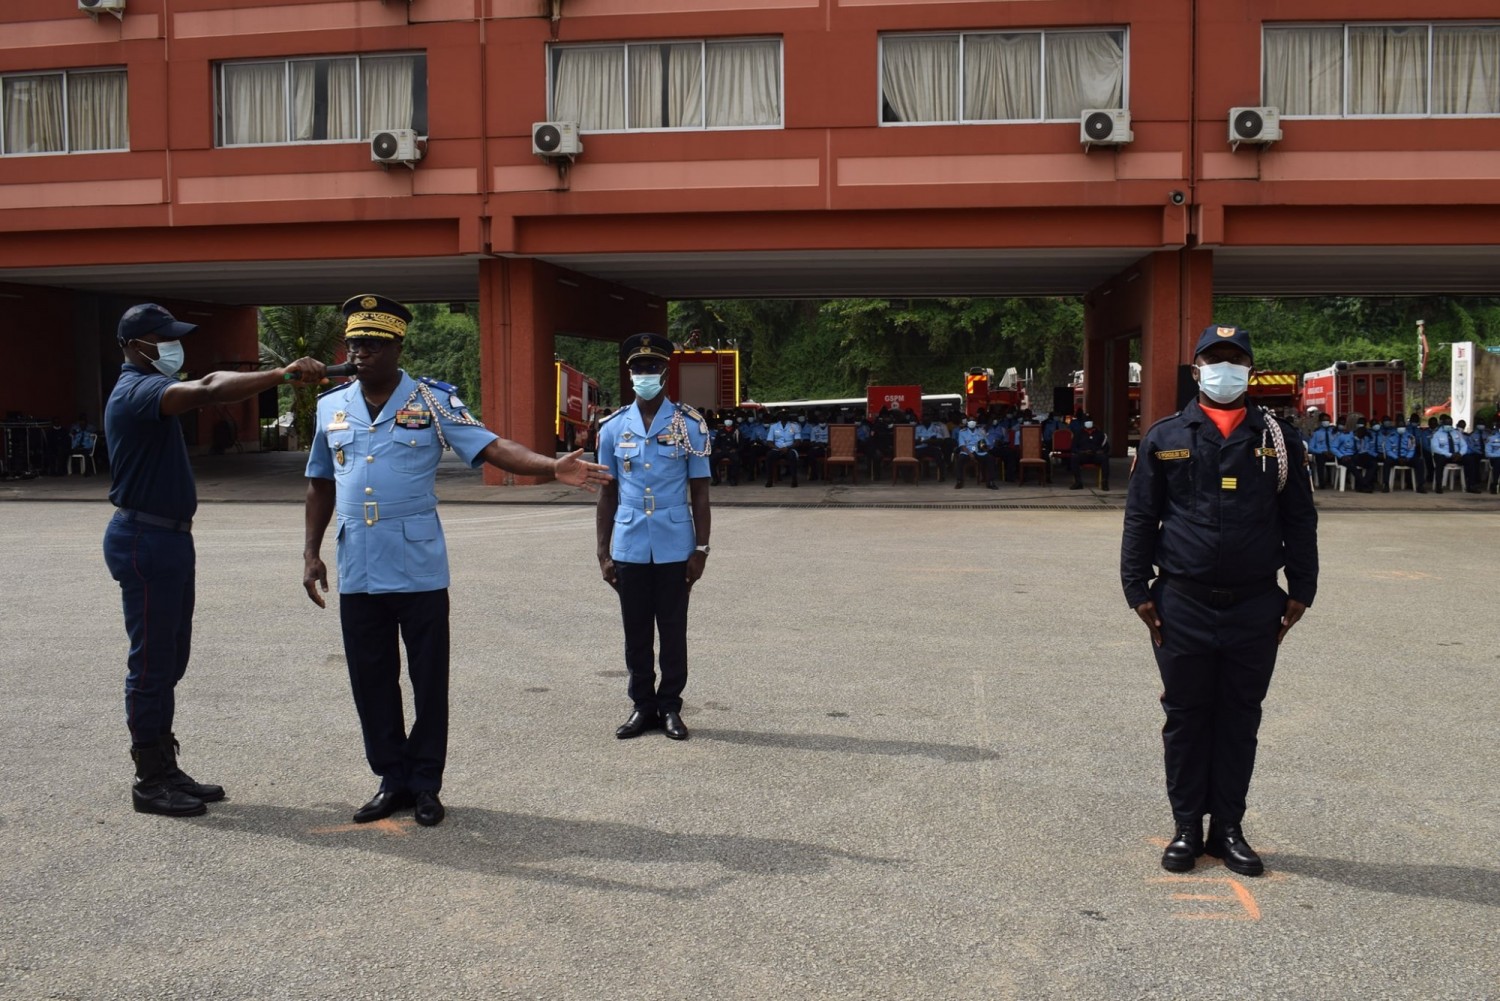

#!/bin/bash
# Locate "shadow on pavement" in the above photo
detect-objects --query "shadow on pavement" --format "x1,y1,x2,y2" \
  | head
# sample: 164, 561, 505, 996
693, 727, 1002, 763
199, 802, 903, 899
1273, 853, 1500, 908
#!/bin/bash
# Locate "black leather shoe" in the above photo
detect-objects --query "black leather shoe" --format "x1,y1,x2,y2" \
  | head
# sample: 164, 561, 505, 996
662, 711, 690, 741
1205, 822, 1264, 876
1161, 819, 1204, 872
615, 710, 660, 739
353, 788, 414, 824
130, 743, 206, 817
160, 734, 225, 803
413, 791, 445, 827
1069, 482, 1083, 490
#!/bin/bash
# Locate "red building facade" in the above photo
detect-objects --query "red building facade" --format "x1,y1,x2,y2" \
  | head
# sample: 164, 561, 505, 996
4, 0, 1499, 475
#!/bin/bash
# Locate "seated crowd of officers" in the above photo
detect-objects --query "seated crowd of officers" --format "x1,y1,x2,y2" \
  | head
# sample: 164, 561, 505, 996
1300, 410, 1500, 494
694, 405, 1110, 490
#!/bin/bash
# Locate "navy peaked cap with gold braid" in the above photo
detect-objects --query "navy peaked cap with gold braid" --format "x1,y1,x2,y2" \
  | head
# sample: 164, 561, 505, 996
341, 293, 412, 341
621, 332, 674, 364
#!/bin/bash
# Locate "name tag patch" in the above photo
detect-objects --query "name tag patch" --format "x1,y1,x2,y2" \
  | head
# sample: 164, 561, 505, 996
1254, 447, 1277, 458
394, 409, 431, 430
1157, 449, 1191, 461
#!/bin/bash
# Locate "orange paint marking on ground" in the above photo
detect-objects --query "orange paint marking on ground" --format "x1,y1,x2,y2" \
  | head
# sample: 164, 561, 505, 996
1149, 875, 1261, 921
309, 816, 416, 837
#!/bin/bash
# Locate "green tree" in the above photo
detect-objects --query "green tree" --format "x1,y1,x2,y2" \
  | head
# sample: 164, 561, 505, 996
402, 304, 482, 417
258, 304, 343, 447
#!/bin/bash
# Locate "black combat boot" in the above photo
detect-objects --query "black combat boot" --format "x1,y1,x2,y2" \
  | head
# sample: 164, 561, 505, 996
131, 744, 207, 817
160, 733, 225, 802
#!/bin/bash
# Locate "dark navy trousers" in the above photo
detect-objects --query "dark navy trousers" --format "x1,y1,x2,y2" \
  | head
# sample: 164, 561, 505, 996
103, 516, 195, 747
339, 589, 450, 793
614, 561, 690, 714
1151, 580, 1284, 826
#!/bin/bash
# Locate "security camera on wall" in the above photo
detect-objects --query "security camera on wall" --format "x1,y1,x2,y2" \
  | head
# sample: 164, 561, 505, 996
79, 0, 125, 18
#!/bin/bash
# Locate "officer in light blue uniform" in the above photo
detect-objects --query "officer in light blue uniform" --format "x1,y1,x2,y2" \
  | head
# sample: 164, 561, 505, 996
765, 410, 800, 487
1484, 423, 1500, 493
805, 410, 830, 480
596, 333, 712, 742
1306, 414, 1336, 488
304, 293, 608, 827
1429, 417, 1474, 493
1381, 420, 1427, 493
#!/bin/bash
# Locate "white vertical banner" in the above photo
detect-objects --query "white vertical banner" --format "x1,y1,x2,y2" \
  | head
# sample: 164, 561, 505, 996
1451, 342, 1473, 429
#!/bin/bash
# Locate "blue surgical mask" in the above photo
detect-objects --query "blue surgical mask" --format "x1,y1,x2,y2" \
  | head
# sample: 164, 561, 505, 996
149, 339, 185, 378
1195, 362, 1251, 404
631, 373, 664, 400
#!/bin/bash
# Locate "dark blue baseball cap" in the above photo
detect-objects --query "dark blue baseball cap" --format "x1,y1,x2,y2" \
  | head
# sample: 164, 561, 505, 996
117, 303, 197, 345
1192, 324, 1254, 364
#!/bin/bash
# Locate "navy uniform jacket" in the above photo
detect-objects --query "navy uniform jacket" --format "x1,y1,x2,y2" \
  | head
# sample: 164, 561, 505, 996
306, 372, 498, 594
598, 397, 711, 563
1121, 400, 1318, 610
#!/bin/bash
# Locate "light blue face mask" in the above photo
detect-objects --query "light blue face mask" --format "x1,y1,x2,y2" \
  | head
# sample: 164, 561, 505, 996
1194, 362, 1251, 404
631, 373, 664, 400
149, 339, 185, 378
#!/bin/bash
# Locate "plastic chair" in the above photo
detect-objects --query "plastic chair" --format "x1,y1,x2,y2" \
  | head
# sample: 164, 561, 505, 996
68, 432, 97, 475
1324, 461, 1347, 492
1440, 464, 1466, 492
1388, 465, 1415, 492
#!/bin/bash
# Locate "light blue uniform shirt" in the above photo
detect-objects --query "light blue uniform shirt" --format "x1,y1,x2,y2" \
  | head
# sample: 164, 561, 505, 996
1430, 426, 1465, 458
768, 421, 799, 449
1485, 433, 1500, 459
1330, 430, 1355, 459
1308, 426, 1335, 454
306, 372, 498, 594
598, 397, 710, 564
955, 426, 983, 451
809, 422, 829, 445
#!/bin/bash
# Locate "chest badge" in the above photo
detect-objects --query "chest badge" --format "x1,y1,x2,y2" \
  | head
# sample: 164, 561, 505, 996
335, 446, 345, 466
327, 410, 350, 432
394, 408, 432, 430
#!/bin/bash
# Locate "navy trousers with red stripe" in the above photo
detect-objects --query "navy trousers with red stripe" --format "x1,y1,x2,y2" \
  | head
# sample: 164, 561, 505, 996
103, 517, 196, 747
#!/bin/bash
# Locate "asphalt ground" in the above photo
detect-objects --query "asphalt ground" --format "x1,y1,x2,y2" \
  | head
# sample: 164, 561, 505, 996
1, 463, 1497, 1000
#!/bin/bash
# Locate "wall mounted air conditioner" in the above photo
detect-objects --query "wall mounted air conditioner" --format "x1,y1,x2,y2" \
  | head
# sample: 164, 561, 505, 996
371, 129, 422, 168
1229, 107, 1282, 146
532, 121, 582, 159
79, 0, 125, 17
1080, 109, 1132, 147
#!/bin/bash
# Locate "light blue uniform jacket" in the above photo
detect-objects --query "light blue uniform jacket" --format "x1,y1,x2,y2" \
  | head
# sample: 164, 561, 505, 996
598, 397, 711, 564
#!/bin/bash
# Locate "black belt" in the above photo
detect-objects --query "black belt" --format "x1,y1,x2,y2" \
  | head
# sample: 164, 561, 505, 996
116, 508, 193, 533
1160, 574, 1276, 610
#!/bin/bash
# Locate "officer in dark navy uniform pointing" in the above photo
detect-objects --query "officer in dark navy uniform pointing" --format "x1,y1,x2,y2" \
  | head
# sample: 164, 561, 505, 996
304, 294, 610, 827
1121, 324, 1318, 878
595, 333, 712, 741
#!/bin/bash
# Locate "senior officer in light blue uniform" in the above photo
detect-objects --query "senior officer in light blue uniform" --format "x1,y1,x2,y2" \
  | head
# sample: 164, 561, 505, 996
304, 294, 609, 827
596, 333, 712, 742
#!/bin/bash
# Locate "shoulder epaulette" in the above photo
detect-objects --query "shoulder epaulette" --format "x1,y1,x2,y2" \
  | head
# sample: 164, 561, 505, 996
598, 406, 627, 426
417, 375, 458, 394
678, 403, 705, 423
317, 382, 348, 400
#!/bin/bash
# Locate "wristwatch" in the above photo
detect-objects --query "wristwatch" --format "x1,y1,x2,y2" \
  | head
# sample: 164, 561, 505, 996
694, 544, 711, 555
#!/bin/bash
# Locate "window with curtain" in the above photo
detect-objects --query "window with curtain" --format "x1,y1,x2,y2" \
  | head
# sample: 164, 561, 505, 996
1, 68, 127, 156
550, 38, 782, 132
216, 53, 427, 147
1265, 23, 1500, 117
881, 29, 1124, 124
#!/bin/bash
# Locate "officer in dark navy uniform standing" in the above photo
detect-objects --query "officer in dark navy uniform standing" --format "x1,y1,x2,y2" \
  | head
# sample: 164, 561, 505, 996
104, 303, 326, 816
1121, 324, 1318, 877
304, 295, 610, 827
596, 333, 712, 741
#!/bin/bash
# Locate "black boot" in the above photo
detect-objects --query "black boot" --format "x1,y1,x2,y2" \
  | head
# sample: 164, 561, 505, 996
1161, 818, 1204, 872
160, 733, 225, 802
131, 744, 206, 817
1205, 821, 1264, 876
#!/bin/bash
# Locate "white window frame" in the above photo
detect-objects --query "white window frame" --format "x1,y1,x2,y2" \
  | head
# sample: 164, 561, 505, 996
1263, 21, 1500, 119
0, 66, 129, 157
214, 51, 428, 148
546, 37, 784, 134
877, 27, 1130, 126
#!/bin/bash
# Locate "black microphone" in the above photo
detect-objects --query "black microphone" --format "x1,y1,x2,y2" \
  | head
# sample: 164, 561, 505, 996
324, 361, 358, 378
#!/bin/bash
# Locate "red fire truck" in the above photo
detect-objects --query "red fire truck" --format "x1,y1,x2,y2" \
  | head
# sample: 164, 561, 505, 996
1247, 371, 1300, 413
555, 361, 601, 451
666, 348, 741, 412
1299, 360, 1406, 424
964, 367, 1028, 417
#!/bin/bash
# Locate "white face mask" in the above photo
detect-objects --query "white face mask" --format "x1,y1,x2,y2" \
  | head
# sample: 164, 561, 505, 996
1195, 361, 1251, 404
967, 420, 977, 429
630, 373, 664, 400
147, 339, 185, 378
